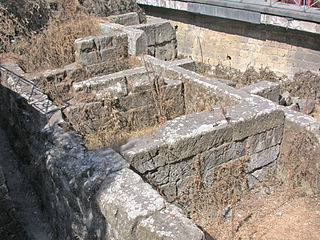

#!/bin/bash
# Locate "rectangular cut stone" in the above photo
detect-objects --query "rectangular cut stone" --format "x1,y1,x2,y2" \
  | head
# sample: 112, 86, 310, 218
241, 80, 280, 103
107, 12, 140, 26
98, 168, 166, 240
226, 96, 285, 141
247, 126, 283, 154
247, 145, 280, 172
123, 27, 148, 56
136, 204, 205, 240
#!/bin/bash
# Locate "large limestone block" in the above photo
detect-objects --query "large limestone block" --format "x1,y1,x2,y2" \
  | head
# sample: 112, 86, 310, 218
247, 145, 280, 173
136, 204, 205, 240
98, 168, 166, 239
241, 81, 280, 103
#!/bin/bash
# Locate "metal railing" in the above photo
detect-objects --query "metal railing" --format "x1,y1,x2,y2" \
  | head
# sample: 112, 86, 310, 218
271, 0, 320, 9
225, 0, 320, 13
0, 65, 57, 115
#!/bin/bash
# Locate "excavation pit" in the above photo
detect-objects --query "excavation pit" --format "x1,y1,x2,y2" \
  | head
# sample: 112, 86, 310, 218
1, 11, 320, 240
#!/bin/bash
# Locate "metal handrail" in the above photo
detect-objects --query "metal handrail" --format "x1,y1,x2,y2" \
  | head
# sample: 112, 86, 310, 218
227, 0, 320, 12
0, 65, 57, 115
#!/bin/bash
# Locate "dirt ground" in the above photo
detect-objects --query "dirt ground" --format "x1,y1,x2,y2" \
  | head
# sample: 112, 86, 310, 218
200, 182, 320, 240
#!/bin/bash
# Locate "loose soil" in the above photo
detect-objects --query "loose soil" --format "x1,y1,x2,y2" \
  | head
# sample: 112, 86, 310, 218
198, 182, 320, 240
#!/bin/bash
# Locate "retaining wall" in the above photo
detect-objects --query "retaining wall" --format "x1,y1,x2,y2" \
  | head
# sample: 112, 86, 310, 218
120, 63, 285, 206
0, 63, 205, 240
142, 7, 320, 78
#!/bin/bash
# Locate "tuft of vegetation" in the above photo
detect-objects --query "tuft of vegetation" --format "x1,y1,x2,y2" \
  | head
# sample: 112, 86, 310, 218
0, 0, 99, 72
278, 129, 320, 195
0, 0, 49, 53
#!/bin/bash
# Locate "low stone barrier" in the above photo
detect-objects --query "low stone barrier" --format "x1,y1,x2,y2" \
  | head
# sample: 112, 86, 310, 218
0, 63, 205, 240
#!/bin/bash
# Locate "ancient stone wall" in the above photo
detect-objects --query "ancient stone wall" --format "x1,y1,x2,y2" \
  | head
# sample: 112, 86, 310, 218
120, 64, 285, 206
0, 167, 27, 240
0, 62, 205, 240
143, 7, 320, 79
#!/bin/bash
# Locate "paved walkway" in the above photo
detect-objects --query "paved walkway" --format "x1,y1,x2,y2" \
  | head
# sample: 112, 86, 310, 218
0, 127, 52, 240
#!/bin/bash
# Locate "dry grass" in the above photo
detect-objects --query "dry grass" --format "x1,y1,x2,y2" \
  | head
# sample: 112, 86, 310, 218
206, 181, 320, 240
16, 0, 100, 72
71, 60, 175, 150
279, 129, 320, 195
176, 144, 250, 238
1, 0, 99, 72
175, 128, 320, 239
196, 61, 284, 88
143, 58, 174, 124
0, 0, 48, 53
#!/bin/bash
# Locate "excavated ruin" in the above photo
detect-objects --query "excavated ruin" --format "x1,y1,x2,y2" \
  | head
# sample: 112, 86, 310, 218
0, 12, 319, 240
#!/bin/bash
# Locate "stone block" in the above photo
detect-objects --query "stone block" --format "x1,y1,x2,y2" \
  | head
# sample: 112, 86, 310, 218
202, 140, 246, 178
123, 104, 158, 128
136, 204, 205, 240
78, 51, 98, 66
75, 33, 128, 68
120, 135, 168, 173
154, 21, 176, 44
74, 36, 95, 53
241, 81, 280, 103
84, 60, 129, 78
119, 90, 154, 110
227, 96, 285, 141
155, 40, 177, 61
98, 168, 166, 240
134, 23, 156, 46
63, 102, 110, 134
298, 98, 315, 114
123, 27, 148, 56
247, 145, 280, 173
98, 22, 123, 35
247, 163, 275, 188
160, 182, 178, 203
167, 59, 196, 71
145, 168, 170, 195
148, 46, 155, 56
64, 63, 87, 83
154, 111, 233, 161
128, 74, 153, 93
120, 77, 183, 112
94, 35, 114, 51
73, 70, 127, 94
247, 126, 283, 154
107, 12, 140, 26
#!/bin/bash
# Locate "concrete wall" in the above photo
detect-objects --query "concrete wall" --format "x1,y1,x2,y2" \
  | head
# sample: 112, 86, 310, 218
142, 7, 320, 78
